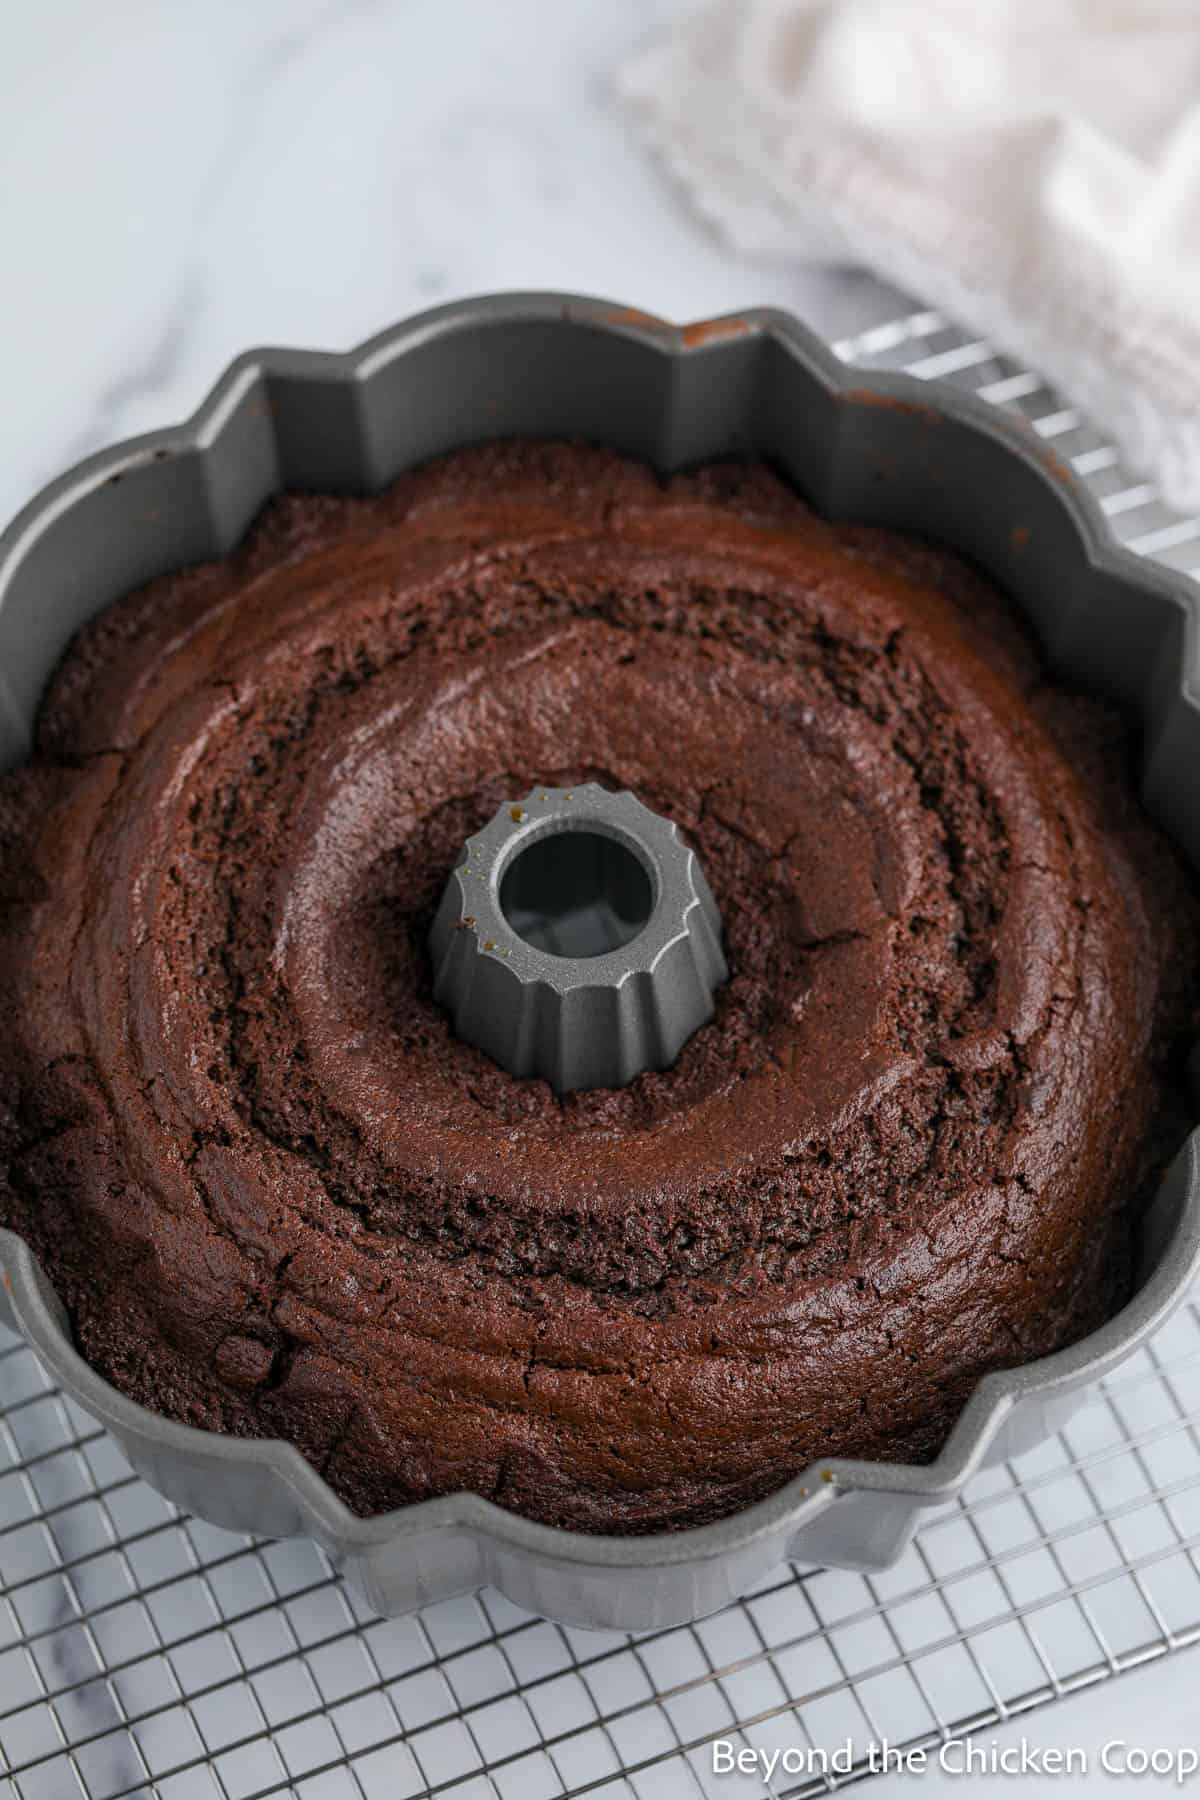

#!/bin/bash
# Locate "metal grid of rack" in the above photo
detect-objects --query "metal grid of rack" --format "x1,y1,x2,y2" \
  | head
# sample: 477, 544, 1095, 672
3, 308, 1200, 1800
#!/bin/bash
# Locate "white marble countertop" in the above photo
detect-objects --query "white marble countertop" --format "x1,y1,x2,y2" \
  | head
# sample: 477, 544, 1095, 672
1, 0, 902, 535
1, 2, 1194, 1794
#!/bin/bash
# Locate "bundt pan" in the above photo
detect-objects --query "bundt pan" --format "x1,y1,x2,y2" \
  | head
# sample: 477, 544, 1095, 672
1, 294, 1198, 1631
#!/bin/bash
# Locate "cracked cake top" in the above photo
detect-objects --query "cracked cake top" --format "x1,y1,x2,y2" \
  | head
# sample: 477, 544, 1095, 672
0, 441, 1196, 1532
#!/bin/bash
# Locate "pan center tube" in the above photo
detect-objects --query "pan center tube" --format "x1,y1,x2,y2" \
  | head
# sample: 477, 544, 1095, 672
428, 784, 728, 1093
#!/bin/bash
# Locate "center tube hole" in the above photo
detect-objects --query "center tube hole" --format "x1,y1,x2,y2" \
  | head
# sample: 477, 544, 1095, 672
499, 828, 654, 959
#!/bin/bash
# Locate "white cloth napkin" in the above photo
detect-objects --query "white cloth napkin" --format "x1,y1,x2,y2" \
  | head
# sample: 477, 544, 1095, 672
623, 0, 1200, 510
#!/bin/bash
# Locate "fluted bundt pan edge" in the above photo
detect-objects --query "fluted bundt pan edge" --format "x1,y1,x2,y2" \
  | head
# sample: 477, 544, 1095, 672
1, 293, 1198, 1629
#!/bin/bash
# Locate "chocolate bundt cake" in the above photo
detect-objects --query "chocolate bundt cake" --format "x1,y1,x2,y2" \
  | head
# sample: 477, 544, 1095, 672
1, 442, 1196, 1533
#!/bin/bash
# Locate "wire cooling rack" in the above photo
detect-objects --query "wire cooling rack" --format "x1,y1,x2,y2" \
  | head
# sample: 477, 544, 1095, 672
4, 309, 1200, 1800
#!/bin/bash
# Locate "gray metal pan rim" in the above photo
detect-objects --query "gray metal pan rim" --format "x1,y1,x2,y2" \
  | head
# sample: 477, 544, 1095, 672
0, 291, 1198, 1617
3, 1135, 1200, 1566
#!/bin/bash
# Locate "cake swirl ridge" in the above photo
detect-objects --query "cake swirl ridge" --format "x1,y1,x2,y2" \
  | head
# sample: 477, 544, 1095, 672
1, 440, 1196, 1533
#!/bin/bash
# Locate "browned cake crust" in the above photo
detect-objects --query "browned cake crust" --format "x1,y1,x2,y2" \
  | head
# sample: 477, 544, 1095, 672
1, 443, 1197, 1533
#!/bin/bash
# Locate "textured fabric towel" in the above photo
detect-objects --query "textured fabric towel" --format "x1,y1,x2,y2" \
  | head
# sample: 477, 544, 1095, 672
623, 0, 1200, 509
